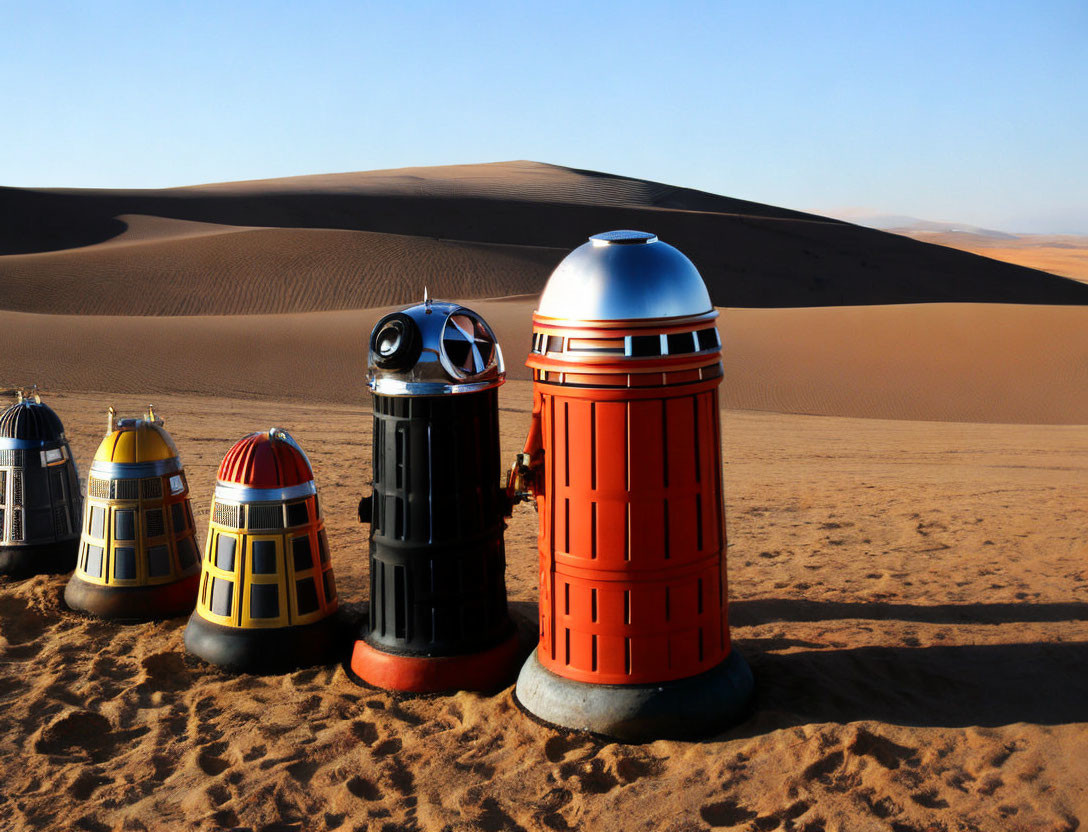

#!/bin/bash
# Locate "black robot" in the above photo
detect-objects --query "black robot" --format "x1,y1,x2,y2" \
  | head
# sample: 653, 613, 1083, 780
350, 298, 519, 692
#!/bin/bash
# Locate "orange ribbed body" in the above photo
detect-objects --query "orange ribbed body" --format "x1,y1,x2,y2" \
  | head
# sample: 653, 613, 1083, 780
525, 311, 730, 685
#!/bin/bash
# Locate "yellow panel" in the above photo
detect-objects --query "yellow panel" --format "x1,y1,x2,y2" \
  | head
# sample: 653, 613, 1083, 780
75, 539, 108, 586
195, 529, 242, 626
107, 539, 143, 586
195, 523, 338, 629
240, 536, 290, 628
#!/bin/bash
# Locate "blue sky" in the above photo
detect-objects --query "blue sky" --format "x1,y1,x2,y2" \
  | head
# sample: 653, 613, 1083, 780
2, 1, 1085, 232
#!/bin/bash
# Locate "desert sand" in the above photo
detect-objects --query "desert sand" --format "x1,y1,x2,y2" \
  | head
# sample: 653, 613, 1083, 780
894, 231, 1088, 285
0, 162, 1086, 831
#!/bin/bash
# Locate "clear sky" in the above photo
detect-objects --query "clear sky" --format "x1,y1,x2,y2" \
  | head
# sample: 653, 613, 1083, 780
2, 1, 1085, 232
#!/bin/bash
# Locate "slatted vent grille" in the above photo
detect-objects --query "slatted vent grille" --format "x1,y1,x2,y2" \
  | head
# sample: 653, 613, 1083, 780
113, 479, 139, 500
247, 504, 284, 530
141, 477, 163, 499
88, 477, 110, 499
50, 469, 64, 502
213, 502, 243, 528
145, 509, 165, 538
54, 504, 69, 536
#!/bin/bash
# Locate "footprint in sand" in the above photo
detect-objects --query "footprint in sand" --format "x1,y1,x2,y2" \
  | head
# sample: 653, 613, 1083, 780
68, 769, 112, 800
559, 757, 618, 795
212, 808, 239, 828
286, 758, 320, 785
848, 727, 919, 770
139, 651, 190, 692
532, 786, 574, 830
346, 775, 383, 801
350, 719, 379, 745
0, 596, 48, 658
858, 789, 901, 819
35, 711, 117, 762
700, 799, 758, 827
372, 737, 403, 758
384, 756, 415, 797
802, 750, 845, 784
150, 753, 177, 783
196, 741, 230, 776
205, 783, 230, 806
543, 733, 596, 764
910, 789, 949, 809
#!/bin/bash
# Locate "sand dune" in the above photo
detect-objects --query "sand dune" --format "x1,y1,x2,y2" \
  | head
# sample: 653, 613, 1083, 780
2, 300, 1085, 424
897, 230, 1088, 284
183, 160, 824, 220
720, 303, 1088, 424
0, 229, 557, 316
3, 162, 1087, 308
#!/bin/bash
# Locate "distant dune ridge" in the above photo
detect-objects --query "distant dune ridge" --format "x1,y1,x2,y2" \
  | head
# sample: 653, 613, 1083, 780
4, 160, 1088, 310
0, 160, 1086, 423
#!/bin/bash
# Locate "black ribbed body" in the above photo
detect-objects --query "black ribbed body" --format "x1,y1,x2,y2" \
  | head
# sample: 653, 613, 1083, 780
366, 388, 511, 656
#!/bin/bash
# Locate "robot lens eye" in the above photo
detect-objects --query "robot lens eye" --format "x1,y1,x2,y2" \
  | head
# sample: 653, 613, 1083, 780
377, 325, 402, 357
371, 314, 421, 371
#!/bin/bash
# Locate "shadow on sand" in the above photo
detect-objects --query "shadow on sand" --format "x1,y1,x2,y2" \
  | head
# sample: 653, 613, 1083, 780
730, 598, 1088, 626
511, 598, 1088, 731
718, 600, 1088, 735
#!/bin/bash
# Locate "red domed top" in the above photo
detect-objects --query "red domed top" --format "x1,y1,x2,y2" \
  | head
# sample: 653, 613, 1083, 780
217, 429, 313, 489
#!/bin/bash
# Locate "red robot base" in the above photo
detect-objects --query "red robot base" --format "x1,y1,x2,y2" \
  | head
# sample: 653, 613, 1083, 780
349, 631, 522, 694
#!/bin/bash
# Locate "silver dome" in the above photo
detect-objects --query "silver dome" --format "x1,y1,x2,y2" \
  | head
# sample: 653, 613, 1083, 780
537, 231, 712, 322
367, 299, 505, 396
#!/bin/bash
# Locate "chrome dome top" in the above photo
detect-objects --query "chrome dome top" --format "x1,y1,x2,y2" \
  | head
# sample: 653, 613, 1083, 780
367, 298, 505, 396
537, 231, 712, 322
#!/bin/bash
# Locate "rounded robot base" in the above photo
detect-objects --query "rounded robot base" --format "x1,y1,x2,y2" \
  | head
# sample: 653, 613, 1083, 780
184, 612, 344, 675
0, 539, 79, 578
514, 648, 754, 743
349, 628, 522, 694
63, 573, 200, 622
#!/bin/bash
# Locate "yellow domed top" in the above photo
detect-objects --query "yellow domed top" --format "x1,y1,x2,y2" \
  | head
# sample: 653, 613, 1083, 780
93, 407, 179, 464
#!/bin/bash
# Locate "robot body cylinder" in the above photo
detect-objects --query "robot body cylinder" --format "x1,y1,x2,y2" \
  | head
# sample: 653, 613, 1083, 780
350, 300, 519, 692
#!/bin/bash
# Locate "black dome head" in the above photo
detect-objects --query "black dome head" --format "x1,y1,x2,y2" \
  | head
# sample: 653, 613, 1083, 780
0, 392, 65, 441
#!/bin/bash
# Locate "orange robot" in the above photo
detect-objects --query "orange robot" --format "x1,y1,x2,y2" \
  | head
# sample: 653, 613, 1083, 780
510, 230, 753, 741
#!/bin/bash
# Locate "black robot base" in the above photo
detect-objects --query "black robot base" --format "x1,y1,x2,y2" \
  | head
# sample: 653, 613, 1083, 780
0, 539, 78, 578
184, 611, 345, 675
63, 573, 200, 622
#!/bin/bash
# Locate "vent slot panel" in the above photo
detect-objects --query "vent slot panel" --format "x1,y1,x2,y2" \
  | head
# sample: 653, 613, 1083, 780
145, 509, 165, 538
112, 479, 139, 501
212, 502, 243, 529
53, 504, 69, 536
